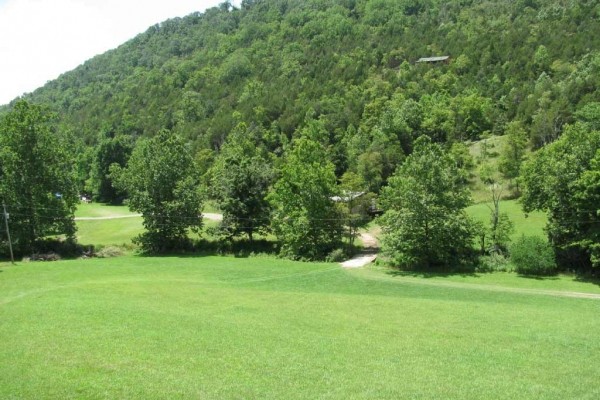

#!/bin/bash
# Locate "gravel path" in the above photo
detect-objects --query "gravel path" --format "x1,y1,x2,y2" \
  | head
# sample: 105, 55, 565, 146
340, 232, 378, 268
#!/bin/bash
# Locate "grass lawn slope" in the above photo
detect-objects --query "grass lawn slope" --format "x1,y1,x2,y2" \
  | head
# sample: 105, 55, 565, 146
1, 256, 599, 399
466, 199, 547, 239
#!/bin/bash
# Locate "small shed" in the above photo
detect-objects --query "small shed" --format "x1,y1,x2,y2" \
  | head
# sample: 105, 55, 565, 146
416, 56, 450, 64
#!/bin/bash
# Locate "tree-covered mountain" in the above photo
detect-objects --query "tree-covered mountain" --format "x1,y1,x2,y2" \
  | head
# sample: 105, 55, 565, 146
4, 0, 599, 159
2, 0, 600, 268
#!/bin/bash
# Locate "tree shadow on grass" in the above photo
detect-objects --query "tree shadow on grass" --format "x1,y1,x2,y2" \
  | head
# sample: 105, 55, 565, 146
516, 274, 559, 281
137, 238, 280, 259
383, 261, 481, 279
573, 274, 600, 288
386, 269, 481, 279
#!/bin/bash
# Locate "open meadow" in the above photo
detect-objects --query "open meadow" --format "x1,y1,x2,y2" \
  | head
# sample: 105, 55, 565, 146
74, 203, 221, 248
466, 199, 547, 239
1, 256, 599, 399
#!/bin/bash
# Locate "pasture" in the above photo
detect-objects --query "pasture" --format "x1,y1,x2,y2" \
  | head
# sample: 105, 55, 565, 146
466, 199, 547, 239
1, 256, 599, 399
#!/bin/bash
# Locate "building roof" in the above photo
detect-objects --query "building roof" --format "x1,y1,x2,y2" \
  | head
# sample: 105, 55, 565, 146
416, 56, 450, 63
331, 191, 366, 202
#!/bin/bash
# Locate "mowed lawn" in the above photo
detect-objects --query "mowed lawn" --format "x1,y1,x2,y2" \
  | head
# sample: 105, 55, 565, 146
74, 203, 220, 247
1, 256, 599, 399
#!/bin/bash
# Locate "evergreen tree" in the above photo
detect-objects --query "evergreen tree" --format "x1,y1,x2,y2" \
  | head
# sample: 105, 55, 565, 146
499, 121, 528, 191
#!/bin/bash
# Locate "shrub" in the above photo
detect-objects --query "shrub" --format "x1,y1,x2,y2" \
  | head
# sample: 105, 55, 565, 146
477, 253, 512, 272
326, 248, 347, 263
95, 246, 124, 258
510, 235, 556, 275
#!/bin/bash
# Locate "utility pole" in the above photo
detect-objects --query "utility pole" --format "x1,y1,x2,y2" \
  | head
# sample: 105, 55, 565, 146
3, 202, 15, 264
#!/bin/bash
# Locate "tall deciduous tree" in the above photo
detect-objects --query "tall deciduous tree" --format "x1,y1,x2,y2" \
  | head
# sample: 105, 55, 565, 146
380, 136, 474, 269
268, 137, 343, 260
112, 129, 202, 252
209, 123, 274, 242
0, 100, 78, 254
521, 123, 600, 270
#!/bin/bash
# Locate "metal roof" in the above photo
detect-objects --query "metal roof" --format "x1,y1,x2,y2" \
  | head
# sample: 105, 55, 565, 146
331, 191, 366, 202
416, 56, 450, 63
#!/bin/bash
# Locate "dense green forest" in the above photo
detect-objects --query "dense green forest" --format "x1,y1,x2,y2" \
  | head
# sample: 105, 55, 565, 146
2, 0, 600, 270
5, 0, 600, 154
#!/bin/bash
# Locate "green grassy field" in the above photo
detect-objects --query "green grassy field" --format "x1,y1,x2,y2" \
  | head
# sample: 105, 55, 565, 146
1, 256, 598, 399
76, 217, 144, 247
74, 203, 137, 218
466, 199, 547, 239
74, 203, 221, 248
75, 202, 220, 218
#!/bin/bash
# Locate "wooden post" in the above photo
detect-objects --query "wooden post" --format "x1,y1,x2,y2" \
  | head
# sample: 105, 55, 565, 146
3, 202, 15, 264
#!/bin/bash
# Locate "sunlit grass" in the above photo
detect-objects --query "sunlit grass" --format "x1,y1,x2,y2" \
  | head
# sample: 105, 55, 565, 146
74, 203, 223, 248
74, 202, 137, 218
0, 256, 598, 399
76, 217, 144, 247
466, 199, 547, 239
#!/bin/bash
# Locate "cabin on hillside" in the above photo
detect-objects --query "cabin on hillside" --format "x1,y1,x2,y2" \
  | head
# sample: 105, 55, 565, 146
331, 191, 365, 203
416, 56, 450, 65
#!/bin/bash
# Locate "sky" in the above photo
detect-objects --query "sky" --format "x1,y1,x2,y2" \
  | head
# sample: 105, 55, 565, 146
0, 0, 231, 105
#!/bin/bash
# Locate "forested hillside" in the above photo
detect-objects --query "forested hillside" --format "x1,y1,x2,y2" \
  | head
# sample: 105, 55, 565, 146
2, 0, 600, 269
6, 0, 600, 160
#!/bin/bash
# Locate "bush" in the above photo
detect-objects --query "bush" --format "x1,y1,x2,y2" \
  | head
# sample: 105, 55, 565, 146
510, 235, 556, 275
326, 248, 347, 263
477, 253, 512, 272
95, 246, 124, 258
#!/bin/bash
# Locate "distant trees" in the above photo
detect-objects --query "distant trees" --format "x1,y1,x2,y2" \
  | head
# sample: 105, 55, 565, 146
91, 129, 133, 204
0, 100, 78, 254
379, 136, 474, 269
112, 129, 202, 252
338, 171, 372, 250
268, 137, 343, 260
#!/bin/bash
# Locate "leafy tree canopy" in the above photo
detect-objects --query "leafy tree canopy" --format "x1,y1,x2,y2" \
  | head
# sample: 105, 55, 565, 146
0, 0, 598, 185
112, 129, 203, 252
0, 100, 78, 255
379, 135, 474, 269
267, 137, 343, 260
521, 123, 600, 270
209, 122, 274, 242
